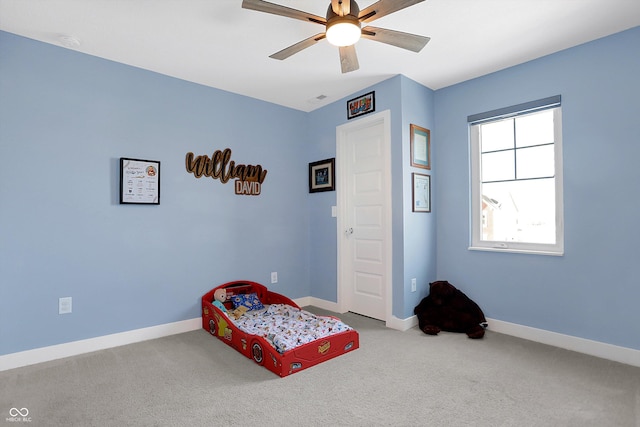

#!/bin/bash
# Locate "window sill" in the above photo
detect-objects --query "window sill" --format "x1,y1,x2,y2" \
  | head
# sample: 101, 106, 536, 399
468, 246, 564, 257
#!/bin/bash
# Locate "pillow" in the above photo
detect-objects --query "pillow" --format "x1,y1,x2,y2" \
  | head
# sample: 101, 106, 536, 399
231, 292, 264, 311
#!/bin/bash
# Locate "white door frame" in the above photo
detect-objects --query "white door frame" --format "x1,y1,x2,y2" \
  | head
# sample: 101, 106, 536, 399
336, 109, 392, 324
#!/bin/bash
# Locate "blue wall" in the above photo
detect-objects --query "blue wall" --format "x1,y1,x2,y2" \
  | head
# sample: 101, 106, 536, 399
0, 31, 309, 355
306, 75, 437, 319
434, 26, 640, 350
399, 77, 437, 317
0, 31, 431, 357
2, 25, 639, 357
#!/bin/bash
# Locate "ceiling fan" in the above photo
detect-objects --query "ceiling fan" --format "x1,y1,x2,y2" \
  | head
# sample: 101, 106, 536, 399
242, 0, 430, 73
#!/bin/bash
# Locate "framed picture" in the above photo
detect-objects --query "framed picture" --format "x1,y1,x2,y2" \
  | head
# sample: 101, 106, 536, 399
410, 124, 431, 170
309, 158, 335, 193
120, 157, 160, 204
412, 173, 431, 213
347, 91, 375, 120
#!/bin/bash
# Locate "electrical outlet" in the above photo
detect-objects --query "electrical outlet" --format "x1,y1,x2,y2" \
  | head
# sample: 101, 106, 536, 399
59, 297, 72, 314
271, 272, 278, 284
411, 278, 417, 292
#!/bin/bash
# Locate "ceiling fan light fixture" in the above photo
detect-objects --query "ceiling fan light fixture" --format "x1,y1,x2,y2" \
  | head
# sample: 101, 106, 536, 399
243, 0, 429, 74
326, 19, 361, 47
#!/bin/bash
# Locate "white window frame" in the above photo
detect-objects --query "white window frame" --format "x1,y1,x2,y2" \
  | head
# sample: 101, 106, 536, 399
469, 97, 564, 256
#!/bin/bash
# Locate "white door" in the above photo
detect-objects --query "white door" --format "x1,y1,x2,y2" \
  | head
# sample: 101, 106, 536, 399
337, 110, 392, 322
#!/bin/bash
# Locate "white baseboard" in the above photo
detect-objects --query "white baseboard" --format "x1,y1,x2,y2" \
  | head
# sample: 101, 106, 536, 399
3, 306, 638, 372
303, 297, 640, 368
0, 297, 346, 372
296, 296, 341, 312
0, 317, 202, 372
298, 297, 419, 331
293, 296, 315, 309
400, 313, 640, 367
485, 317, 640, 367
387, 314, 418, 331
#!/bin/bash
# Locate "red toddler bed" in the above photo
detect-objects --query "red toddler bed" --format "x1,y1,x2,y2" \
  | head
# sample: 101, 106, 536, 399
202, 280, 359, 377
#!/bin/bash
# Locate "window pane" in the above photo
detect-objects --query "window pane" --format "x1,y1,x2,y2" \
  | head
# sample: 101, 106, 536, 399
481, 179, 556, 244
481, 118, 513, 152
482, 151, 514, 182
470, 103, 562, 254
515, 110, 554, 148
516, 145, 555, 179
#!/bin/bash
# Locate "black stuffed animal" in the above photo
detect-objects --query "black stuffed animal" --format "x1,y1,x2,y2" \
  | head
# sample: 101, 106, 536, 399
414, 280, 487, 339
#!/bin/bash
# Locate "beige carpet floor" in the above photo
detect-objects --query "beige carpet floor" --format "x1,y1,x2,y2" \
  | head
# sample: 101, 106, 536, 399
2, 307, 639, 426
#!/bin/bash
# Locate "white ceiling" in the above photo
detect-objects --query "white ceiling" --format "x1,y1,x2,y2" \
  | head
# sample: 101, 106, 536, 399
1, 0, 639, 112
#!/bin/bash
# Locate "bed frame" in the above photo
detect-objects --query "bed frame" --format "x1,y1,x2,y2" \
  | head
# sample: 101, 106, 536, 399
202, 280, 359, 377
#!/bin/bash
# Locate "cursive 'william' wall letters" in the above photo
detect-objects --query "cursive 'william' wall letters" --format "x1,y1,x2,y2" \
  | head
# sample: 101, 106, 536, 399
185, 148, 267, 196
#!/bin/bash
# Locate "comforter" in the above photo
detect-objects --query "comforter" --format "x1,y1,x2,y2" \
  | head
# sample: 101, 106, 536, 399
229, 304, 353, 354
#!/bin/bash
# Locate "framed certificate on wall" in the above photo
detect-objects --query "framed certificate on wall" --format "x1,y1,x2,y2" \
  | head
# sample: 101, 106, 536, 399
119, 157, 160, 205
412, 173, 431, 213
410, 124, 431, 170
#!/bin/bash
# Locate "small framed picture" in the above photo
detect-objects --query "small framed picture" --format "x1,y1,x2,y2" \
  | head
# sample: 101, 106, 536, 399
410, 124, 431, 170
412, 173, 431, 213
347, 91, 375, 120
120, 157, 160, 204
309, 158, 335, 193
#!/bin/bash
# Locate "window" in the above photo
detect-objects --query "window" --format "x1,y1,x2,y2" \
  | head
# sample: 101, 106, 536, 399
469, 96, 564, 255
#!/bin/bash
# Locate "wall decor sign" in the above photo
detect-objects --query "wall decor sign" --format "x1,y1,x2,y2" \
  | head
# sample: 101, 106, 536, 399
410, 124, 431, 170
412, 173, 431, 213
185, 148, 267, 196
120, 158, 160, 205
309, 158, 335, 193
347, 91, 375, 120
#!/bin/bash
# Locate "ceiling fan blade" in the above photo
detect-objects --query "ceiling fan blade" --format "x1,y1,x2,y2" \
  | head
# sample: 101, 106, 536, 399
339, 45, 359, 73
358, 0, 425, 23
361, 26, 429, 52
269, 34, 326, 60
331, 0, 351, 16
242, 0, 326, 25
